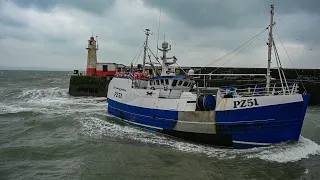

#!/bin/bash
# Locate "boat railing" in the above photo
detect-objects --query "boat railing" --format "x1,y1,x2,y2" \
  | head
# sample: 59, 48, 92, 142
192, 73, 267, 78
218, 82, 299, 97
191, 73, 267, 87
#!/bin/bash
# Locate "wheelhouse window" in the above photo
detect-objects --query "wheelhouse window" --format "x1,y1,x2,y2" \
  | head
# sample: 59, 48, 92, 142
156, 80, 160, 85
172, 79, 178, 87
165, 79, 169, 85
161, 79, 164, 85
178, 81, 183, 86
183, 81, 188, 86
150, 80, 154, 85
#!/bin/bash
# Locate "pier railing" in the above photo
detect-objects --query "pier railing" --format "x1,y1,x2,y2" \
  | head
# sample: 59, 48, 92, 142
218, 82, 299, 98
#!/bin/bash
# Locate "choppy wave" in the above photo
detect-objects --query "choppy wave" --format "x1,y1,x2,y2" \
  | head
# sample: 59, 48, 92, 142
0, 104, 47, 116
0, 87, 107, 116
79, 115, 320, 163
16, 87, 69, 100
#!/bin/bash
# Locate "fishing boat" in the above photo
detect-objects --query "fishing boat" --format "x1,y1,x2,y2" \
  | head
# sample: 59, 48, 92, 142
106, 5, 310, 148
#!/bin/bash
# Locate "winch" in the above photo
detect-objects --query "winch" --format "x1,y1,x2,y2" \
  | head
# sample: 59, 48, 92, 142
196, 94, 216, 111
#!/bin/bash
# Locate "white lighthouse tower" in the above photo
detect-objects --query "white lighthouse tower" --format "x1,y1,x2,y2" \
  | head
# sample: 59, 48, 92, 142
86, 35, 98, 76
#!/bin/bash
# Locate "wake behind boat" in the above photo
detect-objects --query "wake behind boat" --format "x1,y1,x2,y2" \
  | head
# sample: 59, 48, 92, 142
106, 5, 310, 149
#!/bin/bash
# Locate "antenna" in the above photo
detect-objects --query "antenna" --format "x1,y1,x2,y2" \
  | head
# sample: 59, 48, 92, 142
151, 23, 155, 36
173, 40, 175, 56
96, 35, 99, 50
156, 8, 162, 58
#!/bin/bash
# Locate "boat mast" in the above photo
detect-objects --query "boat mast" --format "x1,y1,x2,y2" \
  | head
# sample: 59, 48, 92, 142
143, 29, 151, 72
266, 4, 275, 93
158, 40, 172, 76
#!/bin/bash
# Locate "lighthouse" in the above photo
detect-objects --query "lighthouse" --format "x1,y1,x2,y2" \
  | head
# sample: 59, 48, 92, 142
86, 35, 98, 76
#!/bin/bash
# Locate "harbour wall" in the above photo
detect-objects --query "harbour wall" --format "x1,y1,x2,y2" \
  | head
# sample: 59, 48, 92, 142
68, 75, 113, 97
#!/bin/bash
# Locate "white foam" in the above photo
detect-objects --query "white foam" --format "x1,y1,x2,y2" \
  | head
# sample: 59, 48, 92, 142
17, 87, 69, 100
2, 87, 107, 116
246, 136, 320, 163
0, 104, 42, 114
79, 116, 148, 139
78, 115, 320, 163
78, 115, 248, 159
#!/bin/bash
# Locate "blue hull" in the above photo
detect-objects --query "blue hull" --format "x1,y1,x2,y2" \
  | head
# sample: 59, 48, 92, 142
107, 94, 310, 149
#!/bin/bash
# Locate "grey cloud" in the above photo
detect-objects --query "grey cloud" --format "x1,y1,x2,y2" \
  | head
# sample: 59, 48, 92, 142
0, 15, 27, 27
143, 0, 262, 29
0, 0, 319, 69
262, 0, 320, 15
11, 0, 116, 15
143, 0, 320, 29
271, 14, 320, 46
142, 0, 320, 48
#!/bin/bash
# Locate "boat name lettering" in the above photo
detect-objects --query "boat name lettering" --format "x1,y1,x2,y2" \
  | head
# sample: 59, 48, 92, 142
233, 98, 259, 108
114, 92, 122, 98
113, 86, 126, 92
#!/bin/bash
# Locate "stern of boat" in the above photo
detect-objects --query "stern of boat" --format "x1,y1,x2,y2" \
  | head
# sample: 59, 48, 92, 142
214, 82, 311, 148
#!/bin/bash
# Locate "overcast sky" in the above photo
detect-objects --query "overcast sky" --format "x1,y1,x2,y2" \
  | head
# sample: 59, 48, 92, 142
0, 0, 319, 70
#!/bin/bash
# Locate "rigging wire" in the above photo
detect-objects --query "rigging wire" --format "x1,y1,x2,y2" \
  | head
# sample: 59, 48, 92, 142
272, 39, 287, 93
130, 43, 145, 64
209, 27, 268, 74
175, 61, 188, 75
273, 26, 307, 93
134, 44, 144, 66
147, 46, 162, 65
147, 52, 161, 76
195, 25, 270, 73
273, 39, 289, 90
